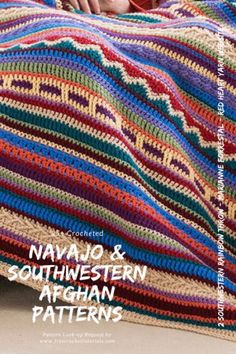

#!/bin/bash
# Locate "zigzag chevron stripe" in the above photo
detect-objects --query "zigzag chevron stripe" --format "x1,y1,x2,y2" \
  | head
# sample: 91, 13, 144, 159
0, 0, 235, 341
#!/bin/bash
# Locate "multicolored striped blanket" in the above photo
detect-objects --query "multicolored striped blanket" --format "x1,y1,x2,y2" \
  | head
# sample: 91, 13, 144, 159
0, 0, 235, 341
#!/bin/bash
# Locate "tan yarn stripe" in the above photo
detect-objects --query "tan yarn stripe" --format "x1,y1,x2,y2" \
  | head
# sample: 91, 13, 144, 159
0, 168, 194, 255
1, 207, 235, 306
0, 264, 235, 342
1, 115, 235, 238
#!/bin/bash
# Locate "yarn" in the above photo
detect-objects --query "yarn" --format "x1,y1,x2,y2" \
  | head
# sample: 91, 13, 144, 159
0, 0, 235, 341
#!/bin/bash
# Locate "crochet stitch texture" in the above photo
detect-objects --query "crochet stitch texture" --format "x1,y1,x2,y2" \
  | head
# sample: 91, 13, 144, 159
0, 0, 235, 341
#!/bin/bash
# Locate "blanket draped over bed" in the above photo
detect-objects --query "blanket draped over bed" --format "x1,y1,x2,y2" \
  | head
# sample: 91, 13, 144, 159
0, 0, 235, 341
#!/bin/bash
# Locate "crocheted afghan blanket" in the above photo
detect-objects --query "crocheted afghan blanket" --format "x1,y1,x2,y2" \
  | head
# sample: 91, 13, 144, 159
0, 0, 235, 341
